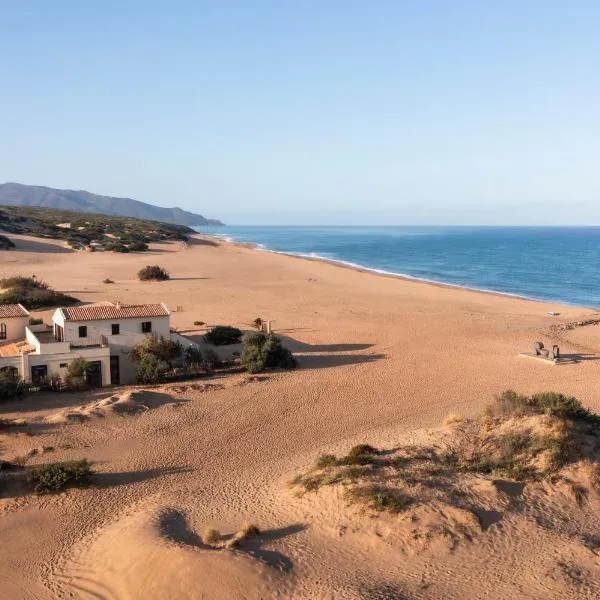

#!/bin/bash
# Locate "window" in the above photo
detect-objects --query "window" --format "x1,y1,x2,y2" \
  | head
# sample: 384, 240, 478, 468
0, 323, 6, 340
59, 363, 68, 368
141, 321, 152, 333
78, 325, 87, 338
111, 323, 120, 335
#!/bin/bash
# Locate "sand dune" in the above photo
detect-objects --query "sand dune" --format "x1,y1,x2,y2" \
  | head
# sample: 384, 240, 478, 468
52, 504, 289, 599
2, 234, 600, 598
43, 390, 160, 424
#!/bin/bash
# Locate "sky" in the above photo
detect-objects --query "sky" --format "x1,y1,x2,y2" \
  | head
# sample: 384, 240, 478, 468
1, 1, 599, 225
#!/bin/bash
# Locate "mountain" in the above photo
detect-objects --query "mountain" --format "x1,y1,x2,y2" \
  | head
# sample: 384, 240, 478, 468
0, 183, 223, 226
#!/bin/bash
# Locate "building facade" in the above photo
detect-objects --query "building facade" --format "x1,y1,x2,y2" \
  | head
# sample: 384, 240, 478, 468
0, 302, 171, 387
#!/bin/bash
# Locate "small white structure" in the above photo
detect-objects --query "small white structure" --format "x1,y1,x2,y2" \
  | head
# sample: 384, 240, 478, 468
0, 301, 171, 387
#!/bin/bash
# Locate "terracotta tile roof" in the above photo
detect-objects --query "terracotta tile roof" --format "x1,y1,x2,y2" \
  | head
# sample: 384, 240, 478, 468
60, 302, 169, 322
0, 304, 29, 318
0, 340, 36, 357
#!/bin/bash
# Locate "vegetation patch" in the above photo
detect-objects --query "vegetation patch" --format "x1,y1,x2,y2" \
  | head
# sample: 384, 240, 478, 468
240, 331, 296, 373
291, 390, 600, 523
0, 205, 192, 252
204, 325, 243, 346
203, 528, 222, 545
0, 276, 78, 309
137, 265, 170, 281
0, 370, 29, 402
64, 357, 92, 391
27, 460, 92, 494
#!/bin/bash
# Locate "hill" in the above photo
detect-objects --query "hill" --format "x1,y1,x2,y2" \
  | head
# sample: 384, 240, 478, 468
0, 182, 223, 227
0, 205, 195, 252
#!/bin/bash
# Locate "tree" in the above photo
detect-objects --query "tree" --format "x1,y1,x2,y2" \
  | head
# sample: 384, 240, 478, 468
130, 336, 182, 366
204, 325, 243, 346
65, 357, 91, 390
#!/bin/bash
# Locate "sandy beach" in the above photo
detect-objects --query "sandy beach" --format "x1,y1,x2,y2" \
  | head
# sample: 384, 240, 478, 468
1, 233, 600, 599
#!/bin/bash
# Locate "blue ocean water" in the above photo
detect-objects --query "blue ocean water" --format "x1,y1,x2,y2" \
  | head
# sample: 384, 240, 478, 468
193, 226, 600, 308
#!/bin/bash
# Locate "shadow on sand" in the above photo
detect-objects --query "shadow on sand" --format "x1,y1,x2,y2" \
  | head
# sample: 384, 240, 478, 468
157, 509, 304, 573
9, 238, 73, 254
297, 353, 386, 370
95, 466, 192, 489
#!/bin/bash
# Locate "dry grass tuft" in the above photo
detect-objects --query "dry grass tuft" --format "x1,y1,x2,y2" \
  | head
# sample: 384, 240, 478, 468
203, 528, 221, 545
241, 523, 261, 539
443, 413, 463, 427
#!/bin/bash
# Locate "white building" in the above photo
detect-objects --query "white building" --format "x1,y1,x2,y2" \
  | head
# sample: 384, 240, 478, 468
0, 301, 171, 387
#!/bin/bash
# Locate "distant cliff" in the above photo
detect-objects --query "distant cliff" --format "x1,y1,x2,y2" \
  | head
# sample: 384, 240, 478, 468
0, 182, 223, 227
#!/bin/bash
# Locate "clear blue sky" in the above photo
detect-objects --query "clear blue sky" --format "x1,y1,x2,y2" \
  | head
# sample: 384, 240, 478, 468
1, 1, 599, 225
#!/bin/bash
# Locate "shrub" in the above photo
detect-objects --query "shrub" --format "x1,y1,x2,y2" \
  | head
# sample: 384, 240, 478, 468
204, 528, 221, 545
493, 390, 599, 423
348, 444, 377, 458
0, 234, 15, 250
253, 317, 263, 330
241, 524, 260, 539
28, 317, 43, 325
104, 241, 130, 253
128, 241, 149, 252
0, 370, 28, 402
0, 276, 78, 310
138, 265, 170, 281
204, 325, 243, 346
103, 278, 115, 284
65, 357, 91, 391
240, 333, 296, 374
27, 460, 92, 494
316, 454, 338, 468
131, 336, 182, 365
135, 354, 169, 384
193, 320, 204, 326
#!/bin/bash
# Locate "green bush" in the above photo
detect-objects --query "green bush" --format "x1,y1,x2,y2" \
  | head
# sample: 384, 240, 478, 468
0, 276, 78, 310
103, 278, 115, 284
494, 390, 599, 423
27, 460, 92, 494
64, 357, 91, 391
240, 333, 296, 374
138, 265, 170, 281
204, 325, 243, 346
135, 354, 169, 384
0, 370, 28, 402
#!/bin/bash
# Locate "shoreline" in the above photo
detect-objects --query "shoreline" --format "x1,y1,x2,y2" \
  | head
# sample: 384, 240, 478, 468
195, 233, 593, 312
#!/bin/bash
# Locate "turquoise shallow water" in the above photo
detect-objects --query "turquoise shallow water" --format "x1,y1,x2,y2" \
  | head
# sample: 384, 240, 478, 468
193, 226, 600, 308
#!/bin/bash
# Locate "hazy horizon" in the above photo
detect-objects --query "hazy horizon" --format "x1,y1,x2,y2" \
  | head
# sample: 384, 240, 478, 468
1, 1, 599, 225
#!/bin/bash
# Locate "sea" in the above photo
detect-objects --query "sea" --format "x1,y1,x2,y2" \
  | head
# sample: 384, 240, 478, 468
193, 226, 600, 308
